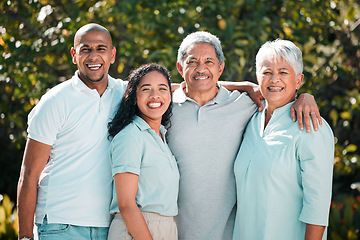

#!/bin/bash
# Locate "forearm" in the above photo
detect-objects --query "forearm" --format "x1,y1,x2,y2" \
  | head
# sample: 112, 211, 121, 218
219, 80, 254, 92
119, 204, 153, 240
305, 224, 325, 240
17, 138, 51, 239
17, 175, 38, 239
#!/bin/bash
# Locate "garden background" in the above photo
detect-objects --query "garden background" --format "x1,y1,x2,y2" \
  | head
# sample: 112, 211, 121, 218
0, 0, 359, 239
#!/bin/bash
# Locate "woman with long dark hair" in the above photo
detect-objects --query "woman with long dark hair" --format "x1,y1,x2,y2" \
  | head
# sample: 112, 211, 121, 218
107, 63, 179, 240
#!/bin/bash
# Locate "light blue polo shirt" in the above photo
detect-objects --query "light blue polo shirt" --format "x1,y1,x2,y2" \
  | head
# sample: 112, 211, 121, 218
233, 102, 334, 240
109, 116, 179, 217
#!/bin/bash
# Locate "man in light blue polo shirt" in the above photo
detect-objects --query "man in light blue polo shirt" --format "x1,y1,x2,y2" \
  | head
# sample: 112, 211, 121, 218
17, 23, 126, 240
166, 31, 322, 240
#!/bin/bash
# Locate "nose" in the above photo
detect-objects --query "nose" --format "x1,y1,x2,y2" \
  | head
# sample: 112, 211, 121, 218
270, 73, 280, 83
88, 50, 99, 60
149, 89, 160, 99
195, 62, 206, 73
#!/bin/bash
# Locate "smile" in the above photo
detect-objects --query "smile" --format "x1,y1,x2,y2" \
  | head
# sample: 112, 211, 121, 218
194, 75, 210, 80
148, 102, 162, 108
268, 87, 284, 91
87, 64, 102, 70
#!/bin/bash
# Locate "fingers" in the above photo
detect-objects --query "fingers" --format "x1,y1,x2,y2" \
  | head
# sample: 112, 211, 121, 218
290, 105, 296, 122
296, 108, 305, 131
303, 111, 312, 133
255, 98, 263, 112
257, 102, 264, 112
248, 88, 264, 112
310, 112, 319, 131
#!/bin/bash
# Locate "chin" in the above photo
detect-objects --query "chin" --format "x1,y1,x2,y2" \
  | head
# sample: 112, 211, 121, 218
87, 74, 104, 83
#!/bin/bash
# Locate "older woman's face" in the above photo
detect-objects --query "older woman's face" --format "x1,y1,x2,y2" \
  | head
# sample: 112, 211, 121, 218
257, 58, 303, 110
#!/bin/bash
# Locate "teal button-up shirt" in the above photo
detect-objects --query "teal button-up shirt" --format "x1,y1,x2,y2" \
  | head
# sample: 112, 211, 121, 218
109, 116, 179, 216
233, 102, 334, 240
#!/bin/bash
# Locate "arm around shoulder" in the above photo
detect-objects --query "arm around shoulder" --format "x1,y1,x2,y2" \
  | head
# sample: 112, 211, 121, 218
219, 81, 264, 111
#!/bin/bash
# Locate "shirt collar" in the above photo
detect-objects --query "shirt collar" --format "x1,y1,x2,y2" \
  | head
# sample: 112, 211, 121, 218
173, 81, 230, 105
264, 101, 295, 117
132, 115, 167, 136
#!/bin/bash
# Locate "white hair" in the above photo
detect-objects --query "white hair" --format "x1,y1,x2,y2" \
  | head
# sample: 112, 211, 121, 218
177, 31, 225, 66
256, 39, 303, 76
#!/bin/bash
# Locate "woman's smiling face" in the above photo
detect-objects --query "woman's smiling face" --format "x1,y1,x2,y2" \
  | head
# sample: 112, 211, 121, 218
136, 71, 171, 125
257, 58, 304, 111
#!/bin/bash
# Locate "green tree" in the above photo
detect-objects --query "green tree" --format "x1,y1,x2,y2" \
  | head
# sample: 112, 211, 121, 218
1, 0, 359, 238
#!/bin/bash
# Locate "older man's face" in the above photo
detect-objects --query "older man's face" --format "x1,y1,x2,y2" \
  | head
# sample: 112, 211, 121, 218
178, 43, 224, 94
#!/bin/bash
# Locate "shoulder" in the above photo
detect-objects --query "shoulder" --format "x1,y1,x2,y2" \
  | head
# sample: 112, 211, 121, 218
296, 117, 334, 149
110, 121, 145, 157
112, 122, 141, 143
31, 80, 73, 114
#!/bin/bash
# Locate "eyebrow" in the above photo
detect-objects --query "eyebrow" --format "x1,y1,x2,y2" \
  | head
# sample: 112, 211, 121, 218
187, 56, 215, 61
79, 44, 108, 49
139, 83, 169, 88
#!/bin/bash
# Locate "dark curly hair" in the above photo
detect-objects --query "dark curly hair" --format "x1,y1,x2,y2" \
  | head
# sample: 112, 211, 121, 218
108, 63, 173, 138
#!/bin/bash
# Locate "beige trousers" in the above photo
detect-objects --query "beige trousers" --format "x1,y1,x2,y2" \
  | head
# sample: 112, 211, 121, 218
107, 212, 178, 240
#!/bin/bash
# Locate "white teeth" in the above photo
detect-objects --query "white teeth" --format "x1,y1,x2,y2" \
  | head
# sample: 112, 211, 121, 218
268, 87, 284, 91
148, 103, 161, 108
88, 64, 102, 70
195, 76, 208, 80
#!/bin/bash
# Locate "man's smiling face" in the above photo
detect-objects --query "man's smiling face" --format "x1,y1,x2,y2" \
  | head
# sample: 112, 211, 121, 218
71, 29, 115, 87
178, 43, 224, 95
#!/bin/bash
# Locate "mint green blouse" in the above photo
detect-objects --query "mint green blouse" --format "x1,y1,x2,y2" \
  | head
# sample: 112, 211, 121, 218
109, 116, 179, 216
233, 102, 334, 240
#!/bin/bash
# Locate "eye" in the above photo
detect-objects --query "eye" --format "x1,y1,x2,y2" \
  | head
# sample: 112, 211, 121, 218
263, 71, 272, 75
81, 48, 90, 53
159, 87, 168, 91
187, 59, 197, 65
280, 71, 288, 75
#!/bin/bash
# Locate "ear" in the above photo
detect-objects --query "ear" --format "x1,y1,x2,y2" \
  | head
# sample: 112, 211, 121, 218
71, 47, 77, 64
177, 62, 184, 79
296, 74, 304, 90
110, 46, 116, 64
219, 62, 225, 75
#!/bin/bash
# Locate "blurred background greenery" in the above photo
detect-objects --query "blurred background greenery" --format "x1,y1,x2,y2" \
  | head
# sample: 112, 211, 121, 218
0, 0, 359, 239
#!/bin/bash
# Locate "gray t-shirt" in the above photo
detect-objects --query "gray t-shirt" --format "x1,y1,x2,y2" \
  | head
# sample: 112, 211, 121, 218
166, 84, 257, 240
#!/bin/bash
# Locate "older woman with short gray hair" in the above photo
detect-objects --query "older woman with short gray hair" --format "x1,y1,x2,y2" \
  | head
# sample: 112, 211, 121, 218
233, 39, 334, 240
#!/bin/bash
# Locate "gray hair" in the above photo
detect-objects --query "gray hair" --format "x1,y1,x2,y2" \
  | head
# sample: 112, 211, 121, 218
177, 31, 225, 66
256, 39, 303, 76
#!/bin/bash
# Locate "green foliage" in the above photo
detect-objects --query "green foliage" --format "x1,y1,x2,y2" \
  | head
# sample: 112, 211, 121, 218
0, 194, 18, 240
0, 0, 359, 238
329, 196, 360, 240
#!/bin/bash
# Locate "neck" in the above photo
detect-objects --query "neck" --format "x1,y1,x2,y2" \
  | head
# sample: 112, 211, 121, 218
143, 117, 162, 138
184, 85, 219, 106
78, 72, 108, 96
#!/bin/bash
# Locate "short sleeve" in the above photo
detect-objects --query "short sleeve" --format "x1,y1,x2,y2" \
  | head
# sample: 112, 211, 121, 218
297, 120, 334, 226
110, 125, 143, 177
27, 90, 65, 146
